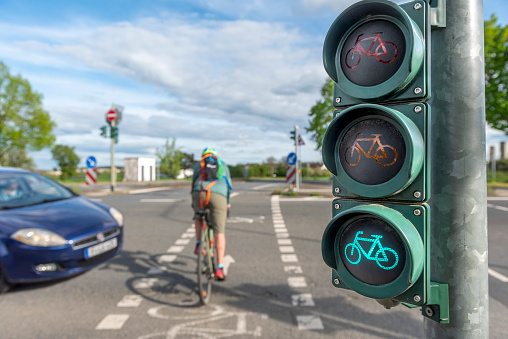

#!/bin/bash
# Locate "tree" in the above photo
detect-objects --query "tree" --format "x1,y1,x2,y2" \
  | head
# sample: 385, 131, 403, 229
156, 137, 182, 178
51, 145, 80, 179
306, 78, 334, 151
0, 61, 56, 167
485, 15, 508, 133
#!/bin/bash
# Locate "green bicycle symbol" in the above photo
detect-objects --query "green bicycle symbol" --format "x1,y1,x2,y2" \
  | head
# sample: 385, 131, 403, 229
344, 231, 399, 270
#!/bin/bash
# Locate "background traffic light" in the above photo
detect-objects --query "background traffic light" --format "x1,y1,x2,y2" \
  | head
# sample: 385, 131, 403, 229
100, 126, 107, 138
111, 126, 119, 144
320, 0, 448, 323
290, 130, 296, 141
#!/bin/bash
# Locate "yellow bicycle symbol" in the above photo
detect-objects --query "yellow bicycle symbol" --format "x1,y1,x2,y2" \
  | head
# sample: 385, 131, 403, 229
344, 133, 398, 167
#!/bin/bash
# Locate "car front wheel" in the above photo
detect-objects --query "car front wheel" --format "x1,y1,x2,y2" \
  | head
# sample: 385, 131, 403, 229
0, 267, 11, 294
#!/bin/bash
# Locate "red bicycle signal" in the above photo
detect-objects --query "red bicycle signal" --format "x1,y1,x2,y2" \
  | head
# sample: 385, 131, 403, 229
345, 32, 398, 69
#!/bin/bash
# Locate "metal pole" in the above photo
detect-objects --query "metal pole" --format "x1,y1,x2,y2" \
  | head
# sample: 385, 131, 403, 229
295, 125, 300, 190
426, 0, 488, 336
110, 121, 116, 192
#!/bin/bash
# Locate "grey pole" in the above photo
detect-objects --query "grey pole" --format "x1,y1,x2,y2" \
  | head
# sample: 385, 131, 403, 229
110, 120, 116, 192
295, 125, 300, 190
426, 0, 488, 337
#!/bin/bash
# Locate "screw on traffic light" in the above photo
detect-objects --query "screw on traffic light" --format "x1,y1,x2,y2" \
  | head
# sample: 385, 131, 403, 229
110, 126, 119, 144
100, 126, 108, 138
320, 0, 449, 323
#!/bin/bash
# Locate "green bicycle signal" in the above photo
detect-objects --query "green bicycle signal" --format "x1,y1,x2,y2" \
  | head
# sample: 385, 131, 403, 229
344, 231, 399, 270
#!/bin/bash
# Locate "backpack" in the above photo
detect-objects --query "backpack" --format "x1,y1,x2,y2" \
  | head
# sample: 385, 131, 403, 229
199, 154, 223, 181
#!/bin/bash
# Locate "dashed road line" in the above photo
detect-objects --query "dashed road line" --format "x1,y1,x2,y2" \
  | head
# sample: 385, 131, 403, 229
489, 268, 508, 282
95, 314, 130, 330
117, 295, 144, 308
271, 194, 323, 331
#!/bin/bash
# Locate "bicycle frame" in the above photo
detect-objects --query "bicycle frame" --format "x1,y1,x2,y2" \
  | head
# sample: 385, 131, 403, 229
353, 33, 389, 57
352, 231, 384, 260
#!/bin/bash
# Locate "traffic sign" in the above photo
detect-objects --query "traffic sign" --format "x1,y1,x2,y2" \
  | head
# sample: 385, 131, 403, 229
85, 168, 97, 186
286, 165, 296, 185
106, 109, 117, 123
86, 156, 97, 169
287, 152, 297, 166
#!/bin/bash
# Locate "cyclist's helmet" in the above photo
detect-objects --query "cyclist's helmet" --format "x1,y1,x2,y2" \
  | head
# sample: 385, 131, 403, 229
202, 147, 217, 157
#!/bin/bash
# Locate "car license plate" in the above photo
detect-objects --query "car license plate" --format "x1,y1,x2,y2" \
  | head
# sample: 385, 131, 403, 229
84, 238, 118, 259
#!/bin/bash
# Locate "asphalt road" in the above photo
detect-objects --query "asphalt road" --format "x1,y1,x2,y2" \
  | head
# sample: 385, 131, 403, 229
0, 181, 506, 338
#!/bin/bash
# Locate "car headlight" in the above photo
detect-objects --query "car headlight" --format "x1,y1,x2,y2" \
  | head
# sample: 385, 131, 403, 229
11, 228, 67, 247
109, 207, 124, 227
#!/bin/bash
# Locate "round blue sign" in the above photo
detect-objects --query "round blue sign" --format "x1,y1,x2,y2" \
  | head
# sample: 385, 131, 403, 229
287, 152, 297, 166
86, 156, 97, 169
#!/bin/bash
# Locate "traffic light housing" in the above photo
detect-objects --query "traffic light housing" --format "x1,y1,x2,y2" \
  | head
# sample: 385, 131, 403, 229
290, 130, 296, 141
100, 126, 107, 138
111, 126, 119, 144
320, 0, 448, 323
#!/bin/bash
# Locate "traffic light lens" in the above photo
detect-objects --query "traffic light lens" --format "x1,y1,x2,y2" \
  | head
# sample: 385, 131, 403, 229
340, 20, 406, 87
339, 118, 406, 185
339, 216, 406, 286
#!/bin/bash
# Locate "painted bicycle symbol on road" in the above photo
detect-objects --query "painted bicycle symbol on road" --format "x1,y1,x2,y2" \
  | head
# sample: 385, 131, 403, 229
344, 133, 398, 167
345, 32, 398, 69
344, 231, 399, 270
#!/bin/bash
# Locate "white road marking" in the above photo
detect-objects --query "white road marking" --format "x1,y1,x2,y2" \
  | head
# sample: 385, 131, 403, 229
278, 196, 332, 202
487, 203, 508, 212
223, 255, 236, 275
284, 266, 303, 274
279, 246, 295, 253
117, 295, 143, 307
147, 267, 166, 275
175, 238, 190, 245
129, 187, 172, 194
166, 246, 185, 253
133, 278, 158, 289
292, 294, 315, 306
489, 268, 508, 282
296, 315, 324, 330
276, 233, 290, 238
140, 198, 182, 202
274, 228, 288, 233
253, 183, 277, 190
278, 239, 292, 245
158, 254, 177, 263
487, 197, 508, 201
288, 277, 307, 288
281, 254, 299, 262
181, 233, 195, 238
95, 314, 130, 330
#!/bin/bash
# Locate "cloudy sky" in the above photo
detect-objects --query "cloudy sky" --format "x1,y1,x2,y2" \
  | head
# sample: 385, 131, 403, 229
0, 0, 505, 170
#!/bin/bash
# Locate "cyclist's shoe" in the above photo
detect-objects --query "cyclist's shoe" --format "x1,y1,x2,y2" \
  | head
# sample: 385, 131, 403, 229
194, 243, 200, 255
215, 267, 226, 281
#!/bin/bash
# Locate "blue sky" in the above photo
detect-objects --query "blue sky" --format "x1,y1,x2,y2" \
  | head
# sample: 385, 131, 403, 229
0, 0, 506, 170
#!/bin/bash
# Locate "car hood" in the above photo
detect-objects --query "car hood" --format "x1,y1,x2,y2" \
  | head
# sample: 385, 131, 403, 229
0, 196, 117, 239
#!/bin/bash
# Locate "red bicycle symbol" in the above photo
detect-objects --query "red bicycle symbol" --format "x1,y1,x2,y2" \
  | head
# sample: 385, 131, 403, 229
344, 133, 398, 167
345, 32, 398, 69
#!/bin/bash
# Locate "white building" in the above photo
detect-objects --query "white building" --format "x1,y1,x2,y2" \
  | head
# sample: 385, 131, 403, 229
123, 157, 156, 182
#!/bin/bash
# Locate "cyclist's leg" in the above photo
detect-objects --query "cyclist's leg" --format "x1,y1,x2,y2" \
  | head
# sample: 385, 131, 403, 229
209, 193, 228, 266
192, 191, 204, 243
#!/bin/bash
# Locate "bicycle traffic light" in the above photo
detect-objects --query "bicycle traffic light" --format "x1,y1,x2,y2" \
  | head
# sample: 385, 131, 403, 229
321, 0, 449, 323
111, 126, 119, 144
100, 126, 107, 138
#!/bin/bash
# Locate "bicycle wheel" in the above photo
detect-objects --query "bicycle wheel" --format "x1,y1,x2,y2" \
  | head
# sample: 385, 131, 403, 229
375, 247, 399, 270
344, 243, 361, 265
344, 146, 361, 166
197, 228, 213, 305
375, 41, 398, 64
374, 145, 398, 167
345, 48, 361, 69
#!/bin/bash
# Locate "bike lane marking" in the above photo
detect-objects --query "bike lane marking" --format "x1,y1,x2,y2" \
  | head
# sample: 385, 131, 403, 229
271, 195, 324, 330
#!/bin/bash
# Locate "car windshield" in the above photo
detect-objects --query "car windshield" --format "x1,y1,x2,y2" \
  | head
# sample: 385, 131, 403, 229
0, 172, 74, 209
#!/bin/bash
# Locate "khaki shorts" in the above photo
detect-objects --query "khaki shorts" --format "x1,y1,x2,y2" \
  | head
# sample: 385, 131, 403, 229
192, 191, 228, 234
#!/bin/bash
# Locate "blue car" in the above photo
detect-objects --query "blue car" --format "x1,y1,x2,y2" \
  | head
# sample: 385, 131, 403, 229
0, 167, 123, 293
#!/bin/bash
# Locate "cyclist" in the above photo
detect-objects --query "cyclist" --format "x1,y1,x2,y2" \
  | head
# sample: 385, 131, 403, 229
191, 147, 232, 280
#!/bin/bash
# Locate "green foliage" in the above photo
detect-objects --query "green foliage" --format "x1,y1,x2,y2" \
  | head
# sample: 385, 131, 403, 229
156, 137, 182, 178
306, 78, 334, 150
51, 144, 80, 179
249, 164, 269, 177
229, 164, 244, 178
0, 61, 56, 167
485, 15, 508, 134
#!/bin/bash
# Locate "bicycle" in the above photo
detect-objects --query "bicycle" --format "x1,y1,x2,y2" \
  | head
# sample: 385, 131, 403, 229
344, 132, 398, 167
195, 209, 216, 305
345, 32, 398, 69
344, 231, 399, 270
